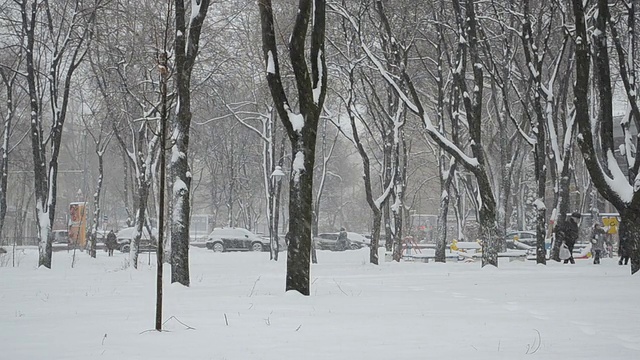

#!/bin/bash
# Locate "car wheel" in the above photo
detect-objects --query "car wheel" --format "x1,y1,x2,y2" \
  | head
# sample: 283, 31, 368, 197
121, 244, 130, 253
350, 243, 360, 250
212, 242, 224, 252
251, 242, 264, 252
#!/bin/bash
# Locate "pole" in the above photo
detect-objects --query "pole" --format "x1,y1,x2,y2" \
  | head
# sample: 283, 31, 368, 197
155, 50, 168, 332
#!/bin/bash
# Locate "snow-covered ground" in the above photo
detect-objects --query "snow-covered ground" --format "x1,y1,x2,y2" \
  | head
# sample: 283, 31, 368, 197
1, 247, 639, 359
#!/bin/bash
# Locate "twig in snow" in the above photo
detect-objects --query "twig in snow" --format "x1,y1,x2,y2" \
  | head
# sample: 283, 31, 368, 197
162, 316, 196, 330
248, 276, 261, 297
525, 329, 542, 354
333, 279, 348, 296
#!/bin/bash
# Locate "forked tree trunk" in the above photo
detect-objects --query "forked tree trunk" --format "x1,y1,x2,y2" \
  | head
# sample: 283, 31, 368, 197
258, 0, 327, 295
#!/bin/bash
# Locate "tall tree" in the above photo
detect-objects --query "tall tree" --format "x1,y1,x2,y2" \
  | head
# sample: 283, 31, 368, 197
258, 0, 327, 295
80, 100, 112, 258
0, 56, 24, 240
571, 0, 640, 273
171, 0, 211, 286
18, 0, 101, 268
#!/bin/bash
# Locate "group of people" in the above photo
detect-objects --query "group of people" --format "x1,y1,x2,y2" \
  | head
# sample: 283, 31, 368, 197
555, 211, 631, 265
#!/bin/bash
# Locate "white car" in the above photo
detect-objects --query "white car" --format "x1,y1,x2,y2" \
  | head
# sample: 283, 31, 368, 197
205, 227, 270, 252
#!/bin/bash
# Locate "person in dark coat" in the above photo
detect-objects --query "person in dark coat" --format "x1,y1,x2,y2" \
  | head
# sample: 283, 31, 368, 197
556, 212, 581, 264
106, 230, 117, 256
591, 222, 606, 264
618, 221, 631, 266
337, 227, 348, 251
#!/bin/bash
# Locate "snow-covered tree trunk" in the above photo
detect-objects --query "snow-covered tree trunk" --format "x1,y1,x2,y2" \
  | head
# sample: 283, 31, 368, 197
433, 24, 459, 262
171, 0, 210, 286
258, 0, 327, 295
82, 107, 113, 259
548, 44, 576, 261
521, 0, 551, 264
88, 153, 104, 258
451, 0, 498, 267
391, 142, 407, 262
0, 68, 19, 240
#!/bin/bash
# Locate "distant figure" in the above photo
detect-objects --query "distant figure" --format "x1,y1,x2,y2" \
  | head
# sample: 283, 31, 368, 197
618, 221, 631, 266
106, 230, 117, 256
337, 227, 348, 251
591, 223, 606, 264
556, 212, 581, 264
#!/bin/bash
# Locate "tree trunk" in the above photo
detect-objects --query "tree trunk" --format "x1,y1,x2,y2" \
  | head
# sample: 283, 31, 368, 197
259, 0, 326, 295
435, 192, 450, 263
0, 70, 16, 240
130, 184, 149, 269
89, 154, 105, 258
286, 136, 317, 295
171, 0, 210, 286
620, 208, 640, 273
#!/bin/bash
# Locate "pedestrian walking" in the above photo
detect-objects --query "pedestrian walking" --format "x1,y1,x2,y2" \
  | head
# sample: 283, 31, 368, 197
337, 227, 348, 251
618, 221, 631, 266
106, 230, 117, 256
556, 212, 581, 264
591, 222, 606, 264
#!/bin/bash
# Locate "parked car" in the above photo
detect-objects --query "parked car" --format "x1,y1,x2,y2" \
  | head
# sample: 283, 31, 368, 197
205, 227, 270, 252
52, 230, 70, 244
255, 233, 287, 251
313, 232, 365, 251
363, 233, 387, 248
51, 230, 72, 251
116, 227, 158, 253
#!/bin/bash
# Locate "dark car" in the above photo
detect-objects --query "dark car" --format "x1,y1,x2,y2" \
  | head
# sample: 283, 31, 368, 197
313, 232, 364, 251
205, 227, 270, 252
51, 230, 72, 251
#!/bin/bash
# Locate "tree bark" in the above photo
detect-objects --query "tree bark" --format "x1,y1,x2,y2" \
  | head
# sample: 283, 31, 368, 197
258, 0, 327, 295
171, 0, 211, 286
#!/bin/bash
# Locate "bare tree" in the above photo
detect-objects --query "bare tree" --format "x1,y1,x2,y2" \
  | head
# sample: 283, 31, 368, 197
337, 0, 501, 266
171, 0, 211, 286
0, 57, 25, 240
80, 99, 113, 258
571, 0, 640, 273
17, 0, 101, 268
258, 0, 327, 294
